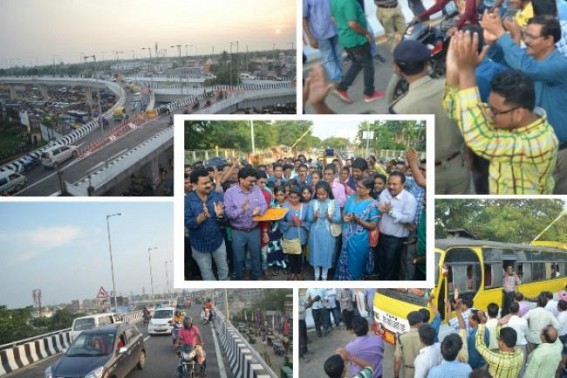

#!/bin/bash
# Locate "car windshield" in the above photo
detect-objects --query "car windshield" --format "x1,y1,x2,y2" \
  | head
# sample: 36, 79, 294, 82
74, 318, 95, 331
67, 332, 115, 357
154, 309, 173, 319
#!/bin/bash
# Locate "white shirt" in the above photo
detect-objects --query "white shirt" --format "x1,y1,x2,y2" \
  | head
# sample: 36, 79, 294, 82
523, 307, 561, 344
557, 311, 567, 336
306, 288, 325, 310
545, 299, 559, 317
378, 189, 417, 238
485, 318, 499, 349
505, 315, 529, 345
414, 343, 442, 378
323, 288, 337, 309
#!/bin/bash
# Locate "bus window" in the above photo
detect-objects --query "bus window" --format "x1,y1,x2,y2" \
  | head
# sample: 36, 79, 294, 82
532, 262, 546, 280
483, 264, 492, 288
516, 263, 524, 279
450, 264, 481, 294
522, 263, 532, 281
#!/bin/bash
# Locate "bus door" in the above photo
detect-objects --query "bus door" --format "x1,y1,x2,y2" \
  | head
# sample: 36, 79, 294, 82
439, 248, 481, 319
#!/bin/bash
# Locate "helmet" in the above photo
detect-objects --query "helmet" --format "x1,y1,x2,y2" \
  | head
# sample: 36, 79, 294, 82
183, 316, 193, 328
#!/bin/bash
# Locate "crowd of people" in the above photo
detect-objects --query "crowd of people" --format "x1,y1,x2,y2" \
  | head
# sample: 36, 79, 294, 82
321, 288, 567, 378
304, 0, 567, 195
184, 151, 426, 281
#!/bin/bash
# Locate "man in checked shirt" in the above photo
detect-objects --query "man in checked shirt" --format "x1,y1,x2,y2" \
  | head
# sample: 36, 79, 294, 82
443, 30, 558, 194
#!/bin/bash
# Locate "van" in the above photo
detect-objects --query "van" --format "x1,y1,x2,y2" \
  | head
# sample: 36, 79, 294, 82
70, 313, 122, 341
0, 170, 27, 195
40, 145, 77, 168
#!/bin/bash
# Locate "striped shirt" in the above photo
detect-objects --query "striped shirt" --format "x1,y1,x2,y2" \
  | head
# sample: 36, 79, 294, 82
443, 86, 558, 194
475, 325, 523, 378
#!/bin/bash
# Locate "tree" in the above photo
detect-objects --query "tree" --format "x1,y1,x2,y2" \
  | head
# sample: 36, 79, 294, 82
321, 137, 350, 150
435, 199, 567, 242
0, 306, 36, 345
252, 290, 291, 313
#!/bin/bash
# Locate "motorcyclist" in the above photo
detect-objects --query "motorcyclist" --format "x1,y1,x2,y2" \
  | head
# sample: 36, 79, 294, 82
177, 316, 206, 378
170, 310, 185, 349
204, 299, 214, 322
201, 306, 210, 324
143, 307, 151, 325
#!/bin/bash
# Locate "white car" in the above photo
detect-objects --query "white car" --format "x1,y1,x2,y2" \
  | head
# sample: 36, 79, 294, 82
40, 145, 78, 168
148, 307, 175, 335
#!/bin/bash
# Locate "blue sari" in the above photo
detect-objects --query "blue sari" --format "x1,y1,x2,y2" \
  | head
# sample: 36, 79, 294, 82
335, 195, 380, 280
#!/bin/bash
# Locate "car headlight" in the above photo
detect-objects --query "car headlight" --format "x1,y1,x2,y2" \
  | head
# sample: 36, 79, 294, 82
85, 366, 104, 378
45, 366, 53, 378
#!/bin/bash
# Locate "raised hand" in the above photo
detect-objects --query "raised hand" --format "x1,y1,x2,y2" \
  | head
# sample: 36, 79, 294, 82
213, 201, 224, 217
242, 199, 250, 212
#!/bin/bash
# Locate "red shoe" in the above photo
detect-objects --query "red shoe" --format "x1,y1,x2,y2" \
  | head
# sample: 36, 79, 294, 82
364, 91, 385, 103
333, 89, 352, 103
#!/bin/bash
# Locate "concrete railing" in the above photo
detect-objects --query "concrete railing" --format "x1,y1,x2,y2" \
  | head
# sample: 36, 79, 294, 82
214, 310, 278, 378
0, 310, 143, 376
198, 88, 295, 114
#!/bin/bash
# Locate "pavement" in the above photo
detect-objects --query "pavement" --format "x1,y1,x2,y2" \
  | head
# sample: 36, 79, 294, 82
299, 323, 397, 378
303, 41, 395, 115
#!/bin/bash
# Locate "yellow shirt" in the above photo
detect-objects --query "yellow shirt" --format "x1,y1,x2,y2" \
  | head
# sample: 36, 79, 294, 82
443, 85, 558, 194
515, 2, 533, 28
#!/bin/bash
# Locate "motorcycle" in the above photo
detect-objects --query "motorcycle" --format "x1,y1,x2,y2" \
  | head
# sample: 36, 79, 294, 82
201, 309, 210, 325
177, 344, 197, 378
386, 8, 459, 104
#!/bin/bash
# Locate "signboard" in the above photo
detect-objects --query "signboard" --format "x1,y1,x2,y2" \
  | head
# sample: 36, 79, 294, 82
96, 286, 109, 299
362, 131, 374, 139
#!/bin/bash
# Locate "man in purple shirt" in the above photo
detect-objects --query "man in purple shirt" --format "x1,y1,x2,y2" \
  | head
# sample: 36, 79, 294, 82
345, 317, 384, 378
323, 164, 347, 208
224, 166, 267, 280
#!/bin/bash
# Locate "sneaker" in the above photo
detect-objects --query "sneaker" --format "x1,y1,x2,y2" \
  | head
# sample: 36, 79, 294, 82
364, 91, 385, 103
333, 89, 352, 103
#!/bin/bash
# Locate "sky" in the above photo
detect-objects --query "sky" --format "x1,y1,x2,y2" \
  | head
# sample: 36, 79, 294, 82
311, 119, 359, 143
0, 0, 296, 69
0, 201, 173, 309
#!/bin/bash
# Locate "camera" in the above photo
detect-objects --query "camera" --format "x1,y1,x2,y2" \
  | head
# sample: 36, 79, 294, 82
325, 148, 335, 157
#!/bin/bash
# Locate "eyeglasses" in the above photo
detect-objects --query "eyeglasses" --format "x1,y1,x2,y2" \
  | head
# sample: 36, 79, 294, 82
522, 30, 544, 41
488, 105, 520, 117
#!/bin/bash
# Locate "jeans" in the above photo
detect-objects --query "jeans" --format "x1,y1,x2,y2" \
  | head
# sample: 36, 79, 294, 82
317, 35, 343, 82
231, 228, 262, 280
192, 240, 229, 280
336, 43, 375, 96
299, 319, 308, 357
328, 306, 341, 326
376, 233, 406, 280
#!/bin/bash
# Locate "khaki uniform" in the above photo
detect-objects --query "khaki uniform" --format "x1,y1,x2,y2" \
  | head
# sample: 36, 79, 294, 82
375, 2, 406, 51
391, 75, 471, 194
394, 327, 422, 378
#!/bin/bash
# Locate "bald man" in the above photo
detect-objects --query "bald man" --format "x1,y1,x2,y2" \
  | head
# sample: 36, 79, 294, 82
524, 325, 563, 378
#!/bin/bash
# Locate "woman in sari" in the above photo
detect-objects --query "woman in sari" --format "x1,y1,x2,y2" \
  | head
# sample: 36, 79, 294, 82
335, 178, 380, 280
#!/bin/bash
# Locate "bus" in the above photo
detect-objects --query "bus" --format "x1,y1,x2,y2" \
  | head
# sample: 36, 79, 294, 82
373, 237, 567, 344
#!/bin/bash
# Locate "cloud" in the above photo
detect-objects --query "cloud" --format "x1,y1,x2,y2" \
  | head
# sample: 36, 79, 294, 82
28, 226, 81, 248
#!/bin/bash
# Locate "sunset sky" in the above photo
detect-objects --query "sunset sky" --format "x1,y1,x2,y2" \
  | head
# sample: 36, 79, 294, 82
0, 0, 296, 68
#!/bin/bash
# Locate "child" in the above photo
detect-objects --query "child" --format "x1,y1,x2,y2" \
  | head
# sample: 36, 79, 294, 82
264, 186, 286, 276
280, 186, 310, 280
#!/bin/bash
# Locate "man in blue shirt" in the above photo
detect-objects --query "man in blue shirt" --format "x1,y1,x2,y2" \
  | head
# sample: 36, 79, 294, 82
185, 168, 229, 280
482, 13, 567, 194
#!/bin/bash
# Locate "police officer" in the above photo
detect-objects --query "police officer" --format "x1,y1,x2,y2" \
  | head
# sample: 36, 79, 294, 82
389, 40, 471, 194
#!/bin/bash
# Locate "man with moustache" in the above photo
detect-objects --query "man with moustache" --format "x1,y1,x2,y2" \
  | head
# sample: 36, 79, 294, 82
224, 166, 268, 280
376, 172, 417, 280
185, 168, 229, 280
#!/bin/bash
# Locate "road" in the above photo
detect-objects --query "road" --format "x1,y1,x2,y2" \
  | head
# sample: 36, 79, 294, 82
13, 84, 164, 196
303, 42, 394, 115
299, 322, 397, 378
7, 305, 230, 378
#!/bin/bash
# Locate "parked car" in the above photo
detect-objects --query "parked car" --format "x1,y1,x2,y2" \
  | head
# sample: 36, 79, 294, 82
40, 145, 78, 168
0, 170, 27, 195
46, 323, 145, 378
148, 307, 175, 335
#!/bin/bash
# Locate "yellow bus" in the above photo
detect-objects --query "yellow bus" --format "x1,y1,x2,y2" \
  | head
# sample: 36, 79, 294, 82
373, 238, 567, 344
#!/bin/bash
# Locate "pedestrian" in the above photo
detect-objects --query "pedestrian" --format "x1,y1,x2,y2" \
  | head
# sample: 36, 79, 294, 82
335, 178, 380, 280
376, 172, 417, 280
337, 288, 356, 330
394, 311, 423, 378
330, 0, 385, 103
345, 317, 385, 378
502, 265, 521, 316
224, 166, 267, 280
307, 181, 341, 280
280, 186, 310, 280
184, 168, 229, 280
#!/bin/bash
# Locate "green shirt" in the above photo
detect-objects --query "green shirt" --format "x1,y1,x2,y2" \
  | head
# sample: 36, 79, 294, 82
524, 338, 563, 378
330, 0, 368, 49
355, 366, 373, 378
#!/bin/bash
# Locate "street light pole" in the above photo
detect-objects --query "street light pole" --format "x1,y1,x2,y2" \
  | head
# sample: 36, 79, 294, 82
147, 247, 157, 298
106, 213, 122, 310
84, 55, 104, 138
165, 260, 172, 302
